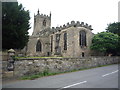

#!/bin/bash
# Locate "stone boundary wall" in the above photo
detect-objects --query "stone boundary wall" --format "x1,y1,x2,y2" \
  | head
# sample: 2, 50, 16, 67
2, 57, 119, 79
2, 51, 8, 61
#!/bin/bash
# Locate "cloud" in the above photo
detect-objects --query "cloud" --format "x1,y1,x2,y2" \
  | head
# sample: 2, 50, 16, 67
18, 0, 119, 35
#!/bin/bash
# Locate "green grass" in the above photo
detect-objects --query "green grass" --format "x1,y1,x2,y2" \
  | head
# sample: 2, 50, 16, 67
21, 70, 60, 80
20, 64, 114, 80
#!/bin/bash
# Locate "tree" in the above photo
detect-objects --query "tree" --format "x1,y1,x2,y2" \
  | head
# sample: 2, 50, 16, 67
106, 22, 120, 55
2, 2, 30, 50
106, 22, 120, 36
90, 32, 119, 56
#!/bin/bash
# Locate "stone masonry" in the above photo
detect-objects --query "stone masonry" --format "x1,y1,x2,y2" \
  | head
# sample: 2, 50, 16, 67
2, 57, 119, 78
25, 10, 94, 57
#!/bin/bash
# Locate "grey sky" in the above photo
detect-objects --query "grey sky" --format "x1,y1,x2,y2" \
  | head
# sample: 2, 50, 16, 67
17, 0, 119, 35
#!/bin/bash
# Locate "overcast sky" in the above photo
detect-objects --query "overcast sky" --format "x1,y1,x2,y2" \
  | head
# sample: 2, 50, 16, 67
17, 0, 119, 35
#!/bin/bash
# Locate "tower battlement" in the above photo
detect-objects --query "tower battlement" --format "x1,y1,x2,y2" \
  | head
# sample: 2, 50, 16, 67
34, 9, 51, 19
34, 13, 51, 19
32, 9, 51, 35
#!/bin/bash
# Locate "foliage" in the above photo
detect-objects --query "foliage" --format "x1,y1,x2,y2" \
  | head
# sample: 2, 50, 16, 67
106, 22, 120, 55
90, 32, 119, 55
106, 22, 120, 36
21, 70, 58, 80
2, 2, 30, 49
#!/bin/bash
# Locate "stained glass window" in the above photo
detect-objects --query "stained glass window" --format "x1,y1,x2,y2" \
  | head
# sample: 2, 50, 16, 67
36, 40, 42, 52
64, 32, 67, 50
79, 30, 87, 47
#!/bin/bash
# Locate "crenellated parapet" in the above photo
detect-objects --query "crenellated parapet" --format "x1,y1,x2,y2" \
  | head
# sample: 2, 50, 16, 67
34, 9, 51, 19
35, 21, 93, 37
51, 21, 93, 33
34, 14, 51, 20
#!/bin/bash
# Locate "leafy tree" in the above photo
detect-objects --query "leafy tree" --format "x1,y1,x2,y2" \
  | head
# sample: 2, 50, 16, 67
106, 22, 120, 36
106, 22, 120, 55
90, 32, 119, 56
2, 2, 30, 50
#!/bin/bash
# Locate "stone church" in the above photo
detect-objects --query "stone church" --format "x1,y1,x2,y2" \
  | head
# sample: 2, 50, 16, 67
26, 10, 94, 57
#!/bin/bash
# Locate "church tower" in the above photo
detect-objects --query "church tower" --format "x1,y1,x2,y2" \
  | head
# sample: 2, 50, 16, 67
32, 9, 51, 35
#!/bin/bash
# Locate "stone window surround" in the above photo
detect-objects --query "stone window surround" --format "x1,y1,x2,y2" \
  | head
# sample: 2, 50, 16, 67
79, 30, 87, 48
63, 32, 67, 50
36, 40, 42, 52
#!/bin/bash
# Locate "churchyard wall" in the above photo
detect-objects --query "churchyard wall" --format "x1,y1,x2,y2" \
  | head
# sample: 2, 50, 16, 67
2, 56, 119, 79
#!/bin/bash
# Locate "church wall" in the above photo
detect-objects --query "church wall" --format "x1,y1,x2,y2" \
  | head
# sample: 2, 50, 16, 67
27, 36, 50, 57
26, 37, 38, 56
52, 26, 93, 57
62, 27, 75, 57
50, 34, 56, 56
52, 27, 75, 57
73, 27, 94, 57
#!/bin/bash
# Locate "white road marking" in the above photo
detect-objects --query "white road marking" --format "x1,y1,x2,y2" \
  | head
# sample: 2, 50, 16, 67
102, 70, 118, 77
62, 81, 87, 88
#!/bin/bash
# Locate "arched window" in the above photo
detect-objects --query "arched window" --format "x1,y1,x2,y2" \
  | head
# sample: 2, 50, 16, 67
64, 32, 67, 50
79, 30, 87, 47
36, 40, 42, 52
51, 35, 53, 52
43, 19, 46, 26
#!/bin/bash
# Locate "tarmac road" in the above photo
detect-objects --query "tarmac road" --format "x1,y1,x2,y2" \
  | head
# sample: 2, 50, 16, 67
2, 64, 118, 89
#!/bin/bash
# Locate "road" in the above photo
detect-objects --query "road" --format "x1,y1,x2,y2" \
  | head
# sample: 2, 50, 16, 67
2, 64, 119, 89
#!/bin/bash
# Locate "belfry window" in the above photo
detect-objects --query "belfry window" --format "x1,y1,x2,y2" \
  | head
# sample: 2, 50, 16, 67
43, 19, 46, 26
64, 32, 67, 50
79, 30, 87, 47
36, 40, 42, 52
